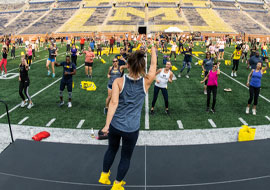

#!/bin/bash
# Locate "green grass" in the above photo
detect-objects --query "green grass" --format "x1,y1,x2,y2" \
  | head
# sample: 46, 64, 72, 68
0, 42, 269, 130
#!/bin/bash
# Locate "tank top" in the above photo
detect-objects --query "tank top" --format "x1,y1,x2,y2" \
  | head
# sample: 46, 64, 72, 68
250, 70, 262, 88
108, 67, 121, 86
19, 62, 29, 81
207, 70, 218, 86
155, 68, 170, 88
110, 75, 146, 132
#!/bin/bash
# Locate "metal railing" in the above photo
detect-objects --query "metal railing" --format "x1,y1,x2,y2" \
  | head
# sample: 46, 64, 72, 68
0, 100, 14, 143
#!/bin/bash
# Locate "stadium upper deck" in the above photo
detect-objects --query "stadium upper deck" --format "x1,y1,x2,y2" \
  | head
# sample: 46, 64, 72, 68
0, 0, 269, 35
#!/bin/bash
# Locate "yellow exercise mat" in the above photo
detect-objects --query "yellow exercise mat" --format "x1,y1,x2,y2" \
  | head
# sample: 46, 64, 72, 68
198, 60, 203, 65
238, 125, 256, 142
100, 58, 106, 64
225, 60, 231, 66
81, 81, 97, 91
171, 65, 178, 71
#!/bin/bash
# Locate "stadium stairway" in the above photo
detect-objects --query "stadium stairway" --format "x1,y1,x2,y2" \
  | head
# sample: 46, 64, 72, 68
4, 3, 28, 28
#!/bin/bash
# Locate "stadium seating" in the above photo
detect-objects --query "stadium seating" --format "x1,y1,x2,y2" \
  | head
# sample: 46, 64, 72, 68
23, 9, 78, 34
215, 9, 269, 34
108, 7, 144, 25
57, 0, 81, 8
28, 1, 54, 9
211, 0, 236, 8
182, 8, 208, 26
84, 7, 111, 25
0, 12, 21, 35
182, 0, 208, 7
0, 3, 25, 11
247, 11, 270, 29
239, 2, 265, 10
3, 10, 48, 35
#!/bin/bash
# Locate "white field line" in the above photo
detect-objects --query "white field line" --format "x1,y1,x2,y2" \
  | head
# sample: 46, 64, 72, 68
145, 54, 149, 130
265, 116, 270, 121
177, 120, 184, 129
0, 64, 84, 119
208, 119, 217, 128
7, 52, 66, 73
239, 117, 248, 126
46, 118, 56, 127
18, 116, 29, 125
76, 120, 85, 129
192, 55, 270, 103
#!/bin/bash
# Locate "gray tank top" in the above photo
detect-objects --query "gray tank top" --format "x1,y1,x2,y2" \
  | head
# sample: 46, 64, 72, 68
110, 74, 146, 132
108, 67, 121, 86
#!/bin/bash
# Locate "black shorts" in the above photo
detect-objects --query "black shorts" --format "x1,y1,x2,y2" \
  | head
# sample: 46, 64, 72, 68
85, 62, 93, 67
60, 80, 72, 92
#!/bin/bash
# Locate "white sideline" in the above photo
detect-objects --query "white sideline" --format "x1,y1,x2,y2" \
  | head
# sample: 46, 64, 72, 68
208, 119, 217, 128
177, 120, 184, 129
265, 116, 270, 121
46, 118, 56, 127
18, 117, 29, 125
0, 64, 84, 119
76, 120, 85, 129
239, 117, 248, 126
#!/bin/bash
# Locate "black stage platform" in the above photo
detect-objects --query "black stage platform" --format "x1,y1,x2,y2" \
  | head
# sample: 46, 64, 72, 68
0, 139, 270, 190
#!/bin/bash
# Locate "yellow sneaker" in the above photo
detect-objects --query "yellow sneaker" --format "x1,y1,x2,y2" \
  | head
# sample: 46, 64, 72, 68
111, 180, 126, 190
98, 171, 111, 185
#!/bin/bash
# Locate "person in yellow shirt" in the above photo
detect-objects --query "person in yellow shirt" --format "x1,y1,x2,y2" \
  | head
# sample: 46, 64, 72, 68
231, 46, 242, 77
262, 42, 268, 57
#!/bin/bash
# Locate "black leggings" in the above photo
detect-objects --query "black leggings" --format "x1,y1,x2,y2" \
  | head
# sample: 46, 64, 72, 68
11, 50, 15, 58
207, 85, 217, 109
152, 85, 169, 109
19, 80, 31, 101
232, 59, 239, 71
97, 49, 102, 56
28, 56, 32, 66
109, 45, 113, 54
103, 125, 139, 181
170, 51, 176, 59
248, 86, 260, 106
71, 55, 77, 65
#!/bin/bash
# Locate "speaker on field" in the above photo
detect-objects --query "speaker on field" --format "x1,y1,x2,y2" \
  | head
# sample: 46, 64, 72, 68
138, 26, 147, 34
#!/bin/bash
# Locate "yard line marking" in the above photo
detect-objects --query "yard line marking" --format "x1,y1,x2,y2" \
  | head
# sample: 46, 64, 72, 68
144, 54, 150, 130
177, 120, 184, 129
208, 119, 217, 128
76, 120, 85, 129
265, 116, 270, 121
0, 64, 85, 119
239, 117, 248, 126
192, 55, 270, 103
46, 118, 56, 127
18, 117, 29, 125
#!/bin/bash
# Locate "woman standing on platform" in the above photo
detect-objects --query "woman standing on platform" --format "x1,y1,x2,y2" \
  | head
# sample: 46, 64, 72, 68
99, 46, 157, 190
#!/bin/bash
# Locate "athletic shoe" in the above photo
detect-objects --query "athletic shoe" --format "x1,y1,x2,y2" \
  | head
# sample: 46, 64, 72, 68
204, 90, 207, 95
104, 107, 108, 115
234, 72, 237, 77
98, 171, 111, 185
27, 103, 34, 109
150, 109, 155, 115
68, 102, 72, 108
186, 75, 189, 79
3, 74, 6, 78
111, 180, 126, 190
165, 110, 170, 115
52, 73, 55, 78
178, 73, 181, 78
20, 101, 28, 108
29, 66, 31, 70
252, 109, 256, 115
47, 70, 51, 76
211, 108, 215, 113
59, 101, 64, 107
206, 107, 210, 112
1, 71, 3, 77
246, 107, 250, 114
231, 72, 233, 77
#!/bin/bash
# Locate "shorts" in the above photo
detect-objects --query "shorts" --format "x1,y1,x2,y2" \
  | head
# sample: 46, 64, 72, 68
107, 84, 112, 90
60, 80, 72, 92
219, 49, 224, 52
85, 62, 93, 67
48, 58, 55, 62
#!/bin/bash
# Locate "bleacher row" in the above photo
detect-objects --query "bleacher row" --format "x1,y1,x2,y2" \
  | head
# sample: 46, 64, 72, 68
0, 0, 269, 35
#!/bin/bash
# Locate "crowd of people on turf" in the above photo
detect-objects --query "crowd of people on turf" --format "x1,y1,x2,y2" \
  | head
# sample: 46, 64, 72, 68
0, 33, 269, 114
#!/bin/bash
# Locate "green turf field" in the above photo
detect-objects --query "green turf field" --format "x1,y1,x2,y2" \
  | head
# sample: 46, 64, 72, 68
0, 42, 269, 130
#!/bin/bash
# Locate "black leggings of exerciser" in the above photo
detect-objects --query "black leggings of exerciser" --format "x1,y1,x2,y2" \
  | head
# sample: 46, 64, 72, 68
152, 85, 169, 109
97, 49, 102, 56
103, 125, 139, 181
232, 59, 239, 71
71, 55, 77, 65
207, 85, 217, 109
248, 86, 260, 106
28, 56, 32, 67
170, 51, 176, 59
11, 50, 15, 58
19, 81, 31, 101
